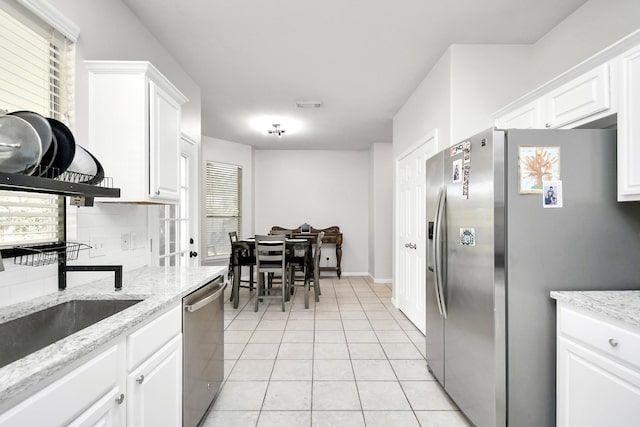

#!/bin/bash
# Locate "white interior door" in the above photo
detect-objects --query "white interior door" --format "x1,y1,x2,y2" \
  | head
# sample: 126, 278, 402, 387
180, 136, 199, 267
152, 135, 199, 267
396, 143, 429, 333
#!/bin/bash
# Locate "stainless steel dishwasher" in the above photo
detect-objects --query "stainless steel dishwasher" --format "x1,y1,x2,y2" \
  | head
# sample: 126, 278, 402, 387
183, 275, 226, 427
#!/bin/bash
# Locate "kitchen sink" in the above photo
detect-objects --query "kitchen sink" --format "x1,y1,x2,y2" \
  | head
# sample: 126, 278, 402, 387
0, 299, 143, 369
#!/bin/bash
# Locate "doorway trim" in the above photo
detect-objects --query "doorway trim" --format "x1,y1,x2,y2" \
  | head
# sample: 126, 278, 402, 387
392, 129, 438, 307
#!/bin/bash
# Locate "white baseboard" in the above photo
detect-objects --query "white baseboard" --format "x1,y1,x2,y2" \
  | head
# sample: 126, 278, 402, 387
367, 273, 393, 284
341, 272, 369, 277
391, 297, 398, 306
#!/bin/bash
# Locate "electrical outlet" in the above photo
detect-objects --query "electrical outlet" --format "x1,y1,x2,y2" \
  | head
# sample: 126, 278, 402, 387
121, 232, 131, 251
89, 238, 107, 258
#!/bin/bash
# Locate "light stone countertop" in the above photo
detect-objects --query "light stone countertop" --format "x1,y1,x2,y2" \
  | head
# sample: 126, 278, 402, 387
551, 290, 640, 328
0, 265, 226, 407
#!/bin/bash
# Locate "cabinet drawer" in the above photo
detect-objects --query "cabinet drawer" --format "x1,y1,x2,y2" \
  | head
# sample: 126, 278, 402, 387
544, 64, 611, 128
127, 304, 181, 371
559, 304, 640, 370
0, 345, 119, 427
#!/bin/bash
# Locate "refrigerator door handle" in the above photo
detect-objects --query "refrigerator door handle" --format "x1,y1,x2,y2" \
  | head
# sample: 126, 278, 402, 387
434, 187, 447, 318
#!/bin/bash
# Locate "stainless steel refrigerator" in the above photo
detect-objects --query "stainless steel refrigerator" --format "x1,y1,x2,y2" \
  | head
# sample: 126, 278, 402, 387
425, 128, 640, 427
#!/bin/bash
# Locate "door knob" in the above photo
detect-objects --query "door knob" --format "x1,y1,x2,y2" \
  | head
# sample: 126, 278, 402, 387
190, 251, 198, 258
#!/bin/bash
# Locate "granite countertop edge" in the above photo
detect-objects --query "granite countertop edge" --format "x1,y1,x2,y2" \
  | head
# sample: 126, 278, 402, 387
551, 290, 640, 328
0, 265, 226, 406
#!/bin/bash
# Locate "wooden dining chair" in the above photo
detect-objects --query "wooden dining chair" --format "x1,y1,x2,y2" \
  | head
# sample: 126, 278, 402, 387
228, 231, 253, 304
312, 231, 325, 301
270, 229, 293, 238
254, 234, 288, 312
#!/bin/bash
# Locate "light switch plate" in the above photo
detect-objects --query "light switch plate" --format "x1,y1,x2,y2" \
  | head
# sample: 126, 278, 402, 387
121, 232, 131, 251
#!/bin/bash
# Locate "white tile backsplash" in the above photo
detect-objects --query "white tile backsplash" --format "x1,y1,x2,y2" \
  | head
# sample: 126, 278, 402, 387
1, 203, 151, 307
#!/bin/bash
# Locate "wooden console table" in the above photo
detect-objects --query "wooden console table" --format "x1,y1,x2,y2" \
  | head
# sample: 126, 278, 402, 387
271, 225, 343, 278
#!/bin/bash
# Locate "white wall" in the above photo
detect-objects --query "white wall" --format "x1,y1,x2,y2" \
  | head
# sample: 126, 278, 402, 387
393, 48, 452, 158
450, 44, 533, 142
254, 150, 369, 275
201, 136, 254, 248
369, 143, 393, 281
0, 0, 201, 306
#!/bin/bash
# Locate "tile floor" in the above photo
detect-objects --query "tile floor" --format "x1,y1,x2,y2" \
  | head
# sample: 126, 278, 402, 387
204, 276, 470, 427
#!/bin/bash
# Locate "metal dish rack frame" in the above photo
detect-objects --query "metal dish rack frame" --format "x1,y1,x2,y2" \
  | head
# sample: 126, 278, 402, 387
0, 172, 122, 290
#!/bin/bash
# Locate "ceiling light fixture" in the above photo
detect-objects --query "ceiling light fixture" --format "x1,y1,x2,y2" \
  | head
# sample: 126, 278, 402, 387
296, 100, 322, 108
268, 123, 285, 138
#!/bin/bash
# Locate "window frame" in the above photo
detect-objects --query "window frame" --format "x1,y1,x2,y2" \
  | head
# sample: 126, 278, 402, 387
204, 161, 242, 261
0, 2, 75, 249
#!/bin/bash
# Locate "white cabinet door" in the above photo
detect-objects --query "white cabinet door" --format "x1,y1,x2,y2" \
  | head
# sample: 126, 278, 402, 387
396, 143, 429, 334
544, 64, 611, 129
86, 61, 187, 203
68, 387, 124, 427
495, 100, 543, 129
617, 45, 640, 201
0, 345, 121, 427
557, 336, 640, 427
149, 81, 181, 201
127, 334, 182, 427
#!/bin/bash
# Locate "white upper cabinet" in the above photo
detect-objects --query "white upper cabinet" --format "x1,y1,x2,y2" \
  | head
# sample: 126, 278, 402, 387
617, 45, 640, 201
86, 61, 188, 203
495, 99, 543, 129
494, 30, 640, 201
543, 64, 611, 129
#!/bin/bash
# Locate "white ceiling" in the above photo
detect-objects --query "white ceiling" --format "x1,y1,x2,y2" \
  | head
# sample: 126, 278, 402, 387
122, 0, 588, 150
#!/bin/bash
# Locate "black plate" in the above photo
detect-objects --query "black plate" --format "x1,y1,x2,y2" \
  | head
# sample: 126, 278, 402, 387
37, 132, 58, 177
45, 118, 76, 178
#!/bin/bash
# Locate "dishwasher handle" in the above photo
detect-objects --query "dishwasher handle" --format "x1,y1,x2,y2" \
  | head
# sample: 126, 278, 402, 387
184, 282, 227, 313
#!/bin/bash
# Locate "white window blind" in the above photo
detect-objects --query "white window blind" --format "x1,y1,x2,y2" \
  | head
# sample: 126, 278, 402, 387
0, 191, 62, 245
205, 161, 241, 258
0, 5, 75, 247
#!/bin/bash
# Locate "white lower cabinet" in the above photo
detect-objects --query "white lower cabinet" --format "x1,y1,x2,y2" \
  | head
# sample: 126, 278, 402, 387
0, 345, 123, 427
556, 303, 640, 427
68, 386, 124, 427
126, 335, 182, 427
0, 303, 182, 427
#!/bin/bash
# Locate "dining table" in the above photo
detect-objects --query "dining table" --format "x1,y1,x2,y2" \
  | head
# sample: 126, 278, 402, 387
229, 238, 314, 309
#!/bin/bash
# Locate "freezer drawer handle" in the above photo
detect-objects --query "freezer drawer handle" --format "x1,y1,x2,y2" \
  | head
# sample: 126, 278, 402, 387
185, 281, 228, 313
608, 338, 619, 347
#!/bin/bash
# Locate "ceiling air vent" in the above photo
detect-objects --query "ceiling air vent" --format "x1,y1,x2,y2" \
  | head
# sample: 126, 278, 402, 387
295, 100, 322, 109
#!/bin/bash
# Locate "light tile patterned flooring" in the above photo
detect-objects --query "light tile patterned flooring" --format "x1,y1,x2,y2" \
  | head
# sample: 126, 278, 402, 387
203, 276, 470, 427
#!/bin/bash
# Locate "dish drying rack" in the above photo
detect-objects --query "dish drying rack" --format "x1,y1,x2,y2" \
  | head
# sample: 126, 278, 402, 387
12, 242, 91, 267
0, 170, 122, 290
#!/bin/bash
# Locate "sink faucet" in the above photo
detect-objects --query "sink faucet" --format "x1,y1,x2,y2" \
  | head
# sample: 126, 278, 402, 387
64, 265, 123, 291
